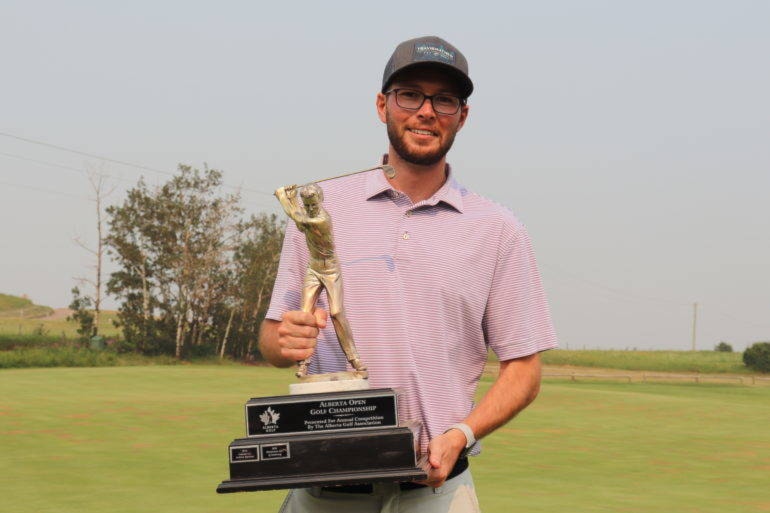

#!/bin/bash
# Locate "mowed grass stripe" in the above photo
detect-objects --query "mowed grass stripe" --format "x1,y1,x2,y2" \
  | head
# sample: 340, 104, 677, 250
1, 366, 289, 513
1, 367, 768, 513
477, 381, 770, 512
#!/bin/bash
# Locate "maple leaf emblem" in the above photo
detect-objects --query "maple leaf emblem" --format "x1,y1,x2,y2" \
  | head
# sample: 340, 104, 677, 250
259, 407, 280, 426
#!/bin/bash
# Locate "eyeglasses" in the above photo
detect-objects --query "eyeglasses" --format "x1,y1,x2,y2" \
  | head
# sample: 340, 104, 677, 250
384, 88, 465, 115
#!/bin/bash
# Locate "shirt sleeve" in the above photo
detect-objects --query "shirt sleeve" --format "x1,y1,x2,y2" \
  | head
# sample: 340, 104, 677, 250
482, 221, 558, 360
265, 221, 308, 321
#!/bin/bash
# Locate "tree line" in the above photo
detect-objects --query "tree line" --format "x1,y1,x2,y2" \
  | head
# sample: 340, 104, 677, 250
70, 165, 284, 360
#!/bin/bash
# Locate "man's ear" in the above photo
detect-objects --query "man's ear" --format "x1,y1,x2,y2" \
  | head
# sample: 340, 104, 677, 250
376, 92, 388, 123
457, 104, 469, 131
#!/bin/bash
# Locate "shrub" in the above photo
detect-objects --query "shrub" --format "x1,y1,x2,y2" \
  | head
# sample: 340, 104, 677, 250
714, 341, 733, 353
0, 333, 71, 351
67, 287, 95, 341
32, 323, 49, 336
186, 342, 218, 359
743, 342, 770, 373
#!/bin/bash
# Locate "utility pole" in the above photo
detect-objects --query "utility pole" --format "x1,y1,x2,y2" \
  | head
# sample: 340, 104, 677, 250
691, 302, 698, 351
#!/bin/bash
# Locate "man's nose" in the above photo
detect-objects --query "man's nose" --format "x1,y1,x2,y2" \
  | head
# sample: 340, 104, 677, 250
416, 96, 437, 118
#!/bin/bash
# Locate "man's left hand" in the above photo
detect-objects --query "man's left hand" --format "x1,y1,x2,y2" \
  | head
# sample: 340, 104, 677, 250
417, 429, 467, 488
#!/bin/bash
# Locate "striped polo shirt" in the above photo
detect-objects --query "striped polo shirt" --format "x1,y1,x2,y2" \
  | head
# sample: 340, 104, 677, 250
266, 163, 558, 455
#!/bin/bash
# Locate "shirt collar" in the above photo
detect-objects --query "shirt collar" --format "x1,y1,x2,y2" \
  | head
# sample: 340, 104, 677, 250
364, 156, 465, 213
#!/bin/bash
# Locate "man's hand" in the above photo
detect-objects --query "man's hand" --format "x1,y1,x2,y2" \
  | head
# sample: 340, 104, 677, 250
417, 428, 467, 488
274, 309, 328, 363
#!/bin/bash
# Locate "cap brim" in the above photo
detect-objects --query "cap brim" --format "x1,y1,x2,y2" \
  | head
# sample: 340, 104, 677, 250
383, 62, 473, 98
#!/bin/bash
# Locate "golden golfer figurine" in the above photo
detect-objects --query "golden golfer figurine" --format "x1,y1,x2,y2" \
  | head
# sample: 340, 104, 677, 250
274, 182, 367, 379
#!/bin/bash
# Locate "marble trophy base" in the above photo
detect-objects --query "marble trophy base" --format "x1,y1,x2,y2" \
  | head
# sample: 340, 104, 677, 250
289, 370, 370, 395
217, 376, 426, 493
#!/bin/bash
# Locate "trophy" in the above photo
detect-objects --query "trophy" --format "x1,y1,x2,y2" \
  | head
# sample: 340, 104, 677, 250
217, 165, 427, 493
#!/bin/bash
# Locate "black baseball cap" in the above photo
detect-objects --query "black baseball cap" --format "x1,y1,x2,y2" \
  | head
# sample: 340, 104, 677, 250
382, 36, 473, 98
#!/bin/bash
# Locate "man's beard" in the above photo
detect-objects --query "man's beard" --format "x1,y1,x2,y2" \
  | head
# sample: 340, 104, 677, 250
386, 111, 457, 166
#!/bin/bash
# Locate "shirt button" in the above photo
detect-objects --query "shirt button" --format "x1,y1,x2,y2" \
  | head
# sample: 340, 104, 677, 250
402, 232, 410, 240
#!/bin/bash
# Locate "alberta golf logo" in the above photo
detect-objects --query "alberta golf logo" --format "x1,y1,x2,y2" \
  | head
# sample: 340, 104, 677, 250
259, 407, 280, 433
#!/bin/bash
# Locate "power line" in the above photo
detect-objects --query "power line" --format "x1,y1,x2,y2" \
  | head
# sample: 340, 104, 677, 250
540, 262, 691, 307
0, 180, 87, 200
0, 130, 176, 176
542, 263, 770, 334
0, 130, 274, 198
0, 149, 276, 211
0, 150, 134, 184
705, 306, 770, 332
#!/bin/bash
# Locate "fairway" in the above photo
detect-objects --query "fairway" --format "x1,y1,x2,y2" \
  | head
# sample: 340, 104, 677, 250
1, 366, 768, 513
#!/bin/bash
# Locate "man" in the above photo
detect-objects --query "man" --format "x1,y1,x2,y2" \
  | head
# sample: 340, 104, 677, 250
259, 36, 558, 512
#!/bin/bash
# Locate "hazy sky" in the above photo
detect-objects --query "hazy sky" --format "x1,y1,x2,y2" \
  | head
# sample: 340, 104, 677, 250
2, 1, 768, 351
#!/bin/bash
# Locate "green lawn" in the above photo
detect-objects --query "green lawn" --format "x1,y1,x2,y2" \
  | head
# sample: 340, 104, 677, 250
1, 366, 768, 513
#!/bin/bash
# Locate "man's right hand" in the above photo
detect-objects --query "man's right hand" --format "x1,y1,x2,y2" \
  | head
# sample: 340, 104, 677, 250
274, 309, 328, 364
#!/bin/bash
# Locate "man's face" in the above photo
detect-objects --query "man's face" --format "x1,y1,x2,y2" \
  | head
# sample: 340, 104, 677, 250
376, 68, 469, 166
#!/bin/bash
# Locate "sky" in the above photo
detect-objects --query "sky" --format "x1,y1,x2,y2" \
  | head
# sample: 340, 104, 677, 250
1, 1, 768, 351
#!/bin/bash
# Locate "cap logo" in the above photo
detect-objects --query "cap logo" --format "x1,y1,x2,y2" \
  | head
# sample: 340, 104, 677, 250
413, 43, 455, 64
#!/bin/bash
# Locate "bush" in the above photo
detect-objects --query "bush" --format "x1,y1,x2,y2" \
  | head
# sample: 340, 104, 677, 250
186, 342, 218, 359
0, 333, 74, 351
67, 287, 95, 341
743, 342, 770, 373
715, 341, 733, 352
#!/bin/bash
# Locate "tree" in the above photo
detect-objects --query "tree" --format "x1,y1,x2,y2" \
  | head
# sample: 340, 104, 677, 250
743, 342, 770, 373
73, 167, 113, 336
106, 165, 283, 359
218, 213, 285, 360
714, 341, 733, 353
67, 286, 95, 341
105, 178, 163, 353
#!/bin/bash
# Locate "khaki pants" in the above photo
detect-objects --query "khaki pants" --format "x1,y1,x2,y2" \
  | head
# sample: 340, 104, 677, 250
278, 470, 481, 513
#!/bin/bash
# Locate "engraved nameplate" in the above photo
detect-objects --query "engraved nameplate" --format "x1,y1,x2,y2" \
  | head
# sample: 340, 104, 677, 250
245, 388, 398, 437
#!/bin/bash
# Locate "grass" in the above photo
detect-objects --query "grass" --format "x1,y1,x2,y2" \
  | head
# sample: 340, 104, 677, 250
476, 380, 770, 513
0, 366, 290, 513
0, 293, 53, 318
0, 312, 121, 339
0, 333, 67, 351
1, 366, 768, 513
0, 310, 125, 368
540, 349, 748, 374
0, 346, 242, 369
0, 293, 32, 310
0, 347, 120, 368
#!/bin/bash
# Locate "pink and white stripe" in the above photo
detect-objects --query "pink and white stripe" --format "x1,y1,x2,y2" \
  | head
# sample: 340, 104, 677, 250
266, 163, 558, 455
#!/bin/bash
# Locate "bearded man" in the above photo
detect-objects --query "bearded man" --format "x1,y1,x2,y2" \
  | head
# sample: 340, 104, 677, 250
259, 36, 558, 513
